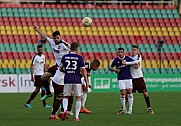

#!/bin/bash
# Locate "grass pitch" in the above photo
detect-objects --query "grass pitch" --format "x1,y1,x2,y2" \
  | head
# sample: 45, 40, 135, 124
0, 92, 181, 126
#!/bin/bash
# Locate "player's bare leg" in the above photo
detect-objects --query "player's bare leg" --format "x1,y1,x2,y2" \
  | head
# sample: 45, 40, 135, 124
25, 87, 40, 108
40, 72, 53, 101
143, 91, 154, 114
80, 91, 91, 114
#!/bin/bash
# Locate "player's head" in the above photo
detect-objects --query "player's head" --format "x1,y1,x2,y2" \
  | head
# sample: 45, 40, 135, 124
52, 31, 61, 44
70, 42, 79, 53
37, 45, 43, 55
131, 44, 139, 56
118, 47, 125, 58
91, 59, 100, 71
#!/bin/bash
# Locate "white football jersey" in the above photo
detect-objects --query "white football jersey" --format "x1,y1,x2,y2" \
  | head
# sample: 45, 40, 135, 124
51, 68, 65, 85
130, 54, 143, 78
47, 37, 70, 66
32, 54, 45, 75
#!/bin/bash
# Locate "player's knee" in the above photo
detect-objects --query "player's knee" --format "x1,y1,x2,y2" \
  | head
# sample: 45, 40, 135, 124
143, 91, 148, 97
56, 93, 64, 101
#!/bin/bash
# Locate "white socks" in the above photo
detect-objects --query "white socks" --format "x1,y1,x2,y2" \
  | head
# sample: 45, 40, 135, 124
75, 100, 81, 118
62, 98, 68, 112
128, 93, 133, 112
120, 95, 126, 111
81, 92, 87, 108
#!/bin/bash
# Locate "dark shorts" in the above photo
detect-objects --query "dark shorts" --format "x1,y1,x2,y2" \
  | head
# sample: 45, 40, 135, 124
34, 75, 43, 87
132, 77, 147, 93
47, 64, 58, 76
52, 81, 64, 98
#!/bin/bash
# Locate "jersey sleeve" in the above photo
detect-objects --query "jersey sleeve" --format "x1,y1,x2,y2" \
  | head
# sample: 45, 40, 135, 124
126, 56, 140, 65
110, 59, 116, 68
31, 55, 37, 65
80, 56, 85, 68
46, 37, 54, 45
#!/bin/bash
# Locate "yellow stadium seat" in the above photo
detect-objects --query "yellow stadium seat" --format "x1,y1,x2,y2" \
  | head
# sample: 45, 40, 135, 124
69, 31, 75, 35
5, 26, 11, 30
155, 27, 161, 31
179, 27, 181, 32
97, 27, 103, 31
102, 60, 109, 68
173, 27, 179, 32
151, 31, 157, 36
145, 31, 151, 36
46, 26, 51, 31
122, 31, 128, 36
151, 60, 158, 68
133, 31, 139, 36
145, 60, 151, 68
93, 31, 99, 36
87, 31, 93, 35
139, 31, 145, 36
23, 26, 28, 31
75, 31, 81, 35
175, 60, 181, 68
116, 31, 121, 36
30, 30, 35, 35
157, 31, 163, 36
115, 27, 121, 32
51, 26, 57, 31
132, 27, 138, 32
109, 26, 115, 31
105, 31, 110, 36
163, 31, 169, 36
175, 31, 180, 36
17, 26, 23, 31
144, 27, 149, 32
161, 27, 167, 32
7, 30, 12, 35
91, 27, 97, 31
74, 26, 80, 31
128, 31, 134, 36
68, 26, 74, 31
121, 27, 126, 31
167, 27, 173, 32
163, 60, 169, 68
103, 27, 109, 32
169, 61, 176, 68
126, 27, 132, 32
169, 31, 175, 36
11, 26, 17, 30
150, 27, 155, 32
141, 61, 146, 68
0, 26, 5, 30
18, 30, 23, 35
110, 31, 116, 36
40, 26, 46, 31
24, 30, 30, 35
138, 27, 143, 31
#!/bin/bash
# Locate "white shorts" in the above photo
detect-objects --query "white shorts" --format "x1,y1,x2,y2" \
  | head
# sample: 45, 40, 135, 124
118, 79, 133, 90
81, 77, 92, 92
51, 69, 64, 85
63, 84, 82, 96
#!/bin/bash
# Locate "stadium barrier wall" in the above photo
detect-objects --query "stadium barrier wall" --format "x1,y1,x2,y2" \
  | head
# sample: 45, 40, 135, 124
0, 74, 181, 93
91, 74, 181, 92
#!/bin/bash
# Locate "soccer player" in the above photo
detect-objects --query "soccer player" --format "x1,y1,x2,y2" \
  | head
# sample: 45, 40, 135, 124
80, 59, 100, 114
48, 68, 65, 120
33, 25, 70, 101
126, 45, 154, 114
109, 47, 139, 114
60, 42, 89, 122
25, 45, 51, 109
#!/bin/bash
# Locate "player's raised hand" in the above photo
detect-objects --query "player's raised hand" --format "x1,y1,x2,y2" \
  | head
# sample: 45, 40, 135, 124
33, 25, 39, 31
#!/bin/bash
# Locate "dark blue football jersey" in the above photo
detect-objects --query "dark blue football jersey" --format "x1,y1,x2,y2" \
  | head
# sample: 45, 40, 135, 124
110, 56, 134, 80
61, 53, 85, 84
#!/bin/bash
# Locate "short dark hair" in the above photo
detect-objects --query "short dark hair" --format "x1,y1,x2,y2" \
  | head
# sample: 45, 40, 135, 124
131, 44, 138, 49
92, 59, 100, 67
52, 31, 60, 37
37, 45, 43, 49
70, 42, 79, 51
118, 47, 124, 51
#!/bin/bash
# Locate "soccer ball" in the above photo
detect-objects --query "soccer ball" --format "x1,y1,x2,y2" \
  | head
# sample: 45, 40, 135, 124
82, 17, 92, 27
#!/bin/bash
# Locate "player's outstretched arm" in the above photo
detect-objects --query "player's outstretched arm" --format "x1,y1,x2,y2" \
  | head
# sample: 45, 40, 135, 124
81, 68, 89, 88
34, 25, 47, 40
